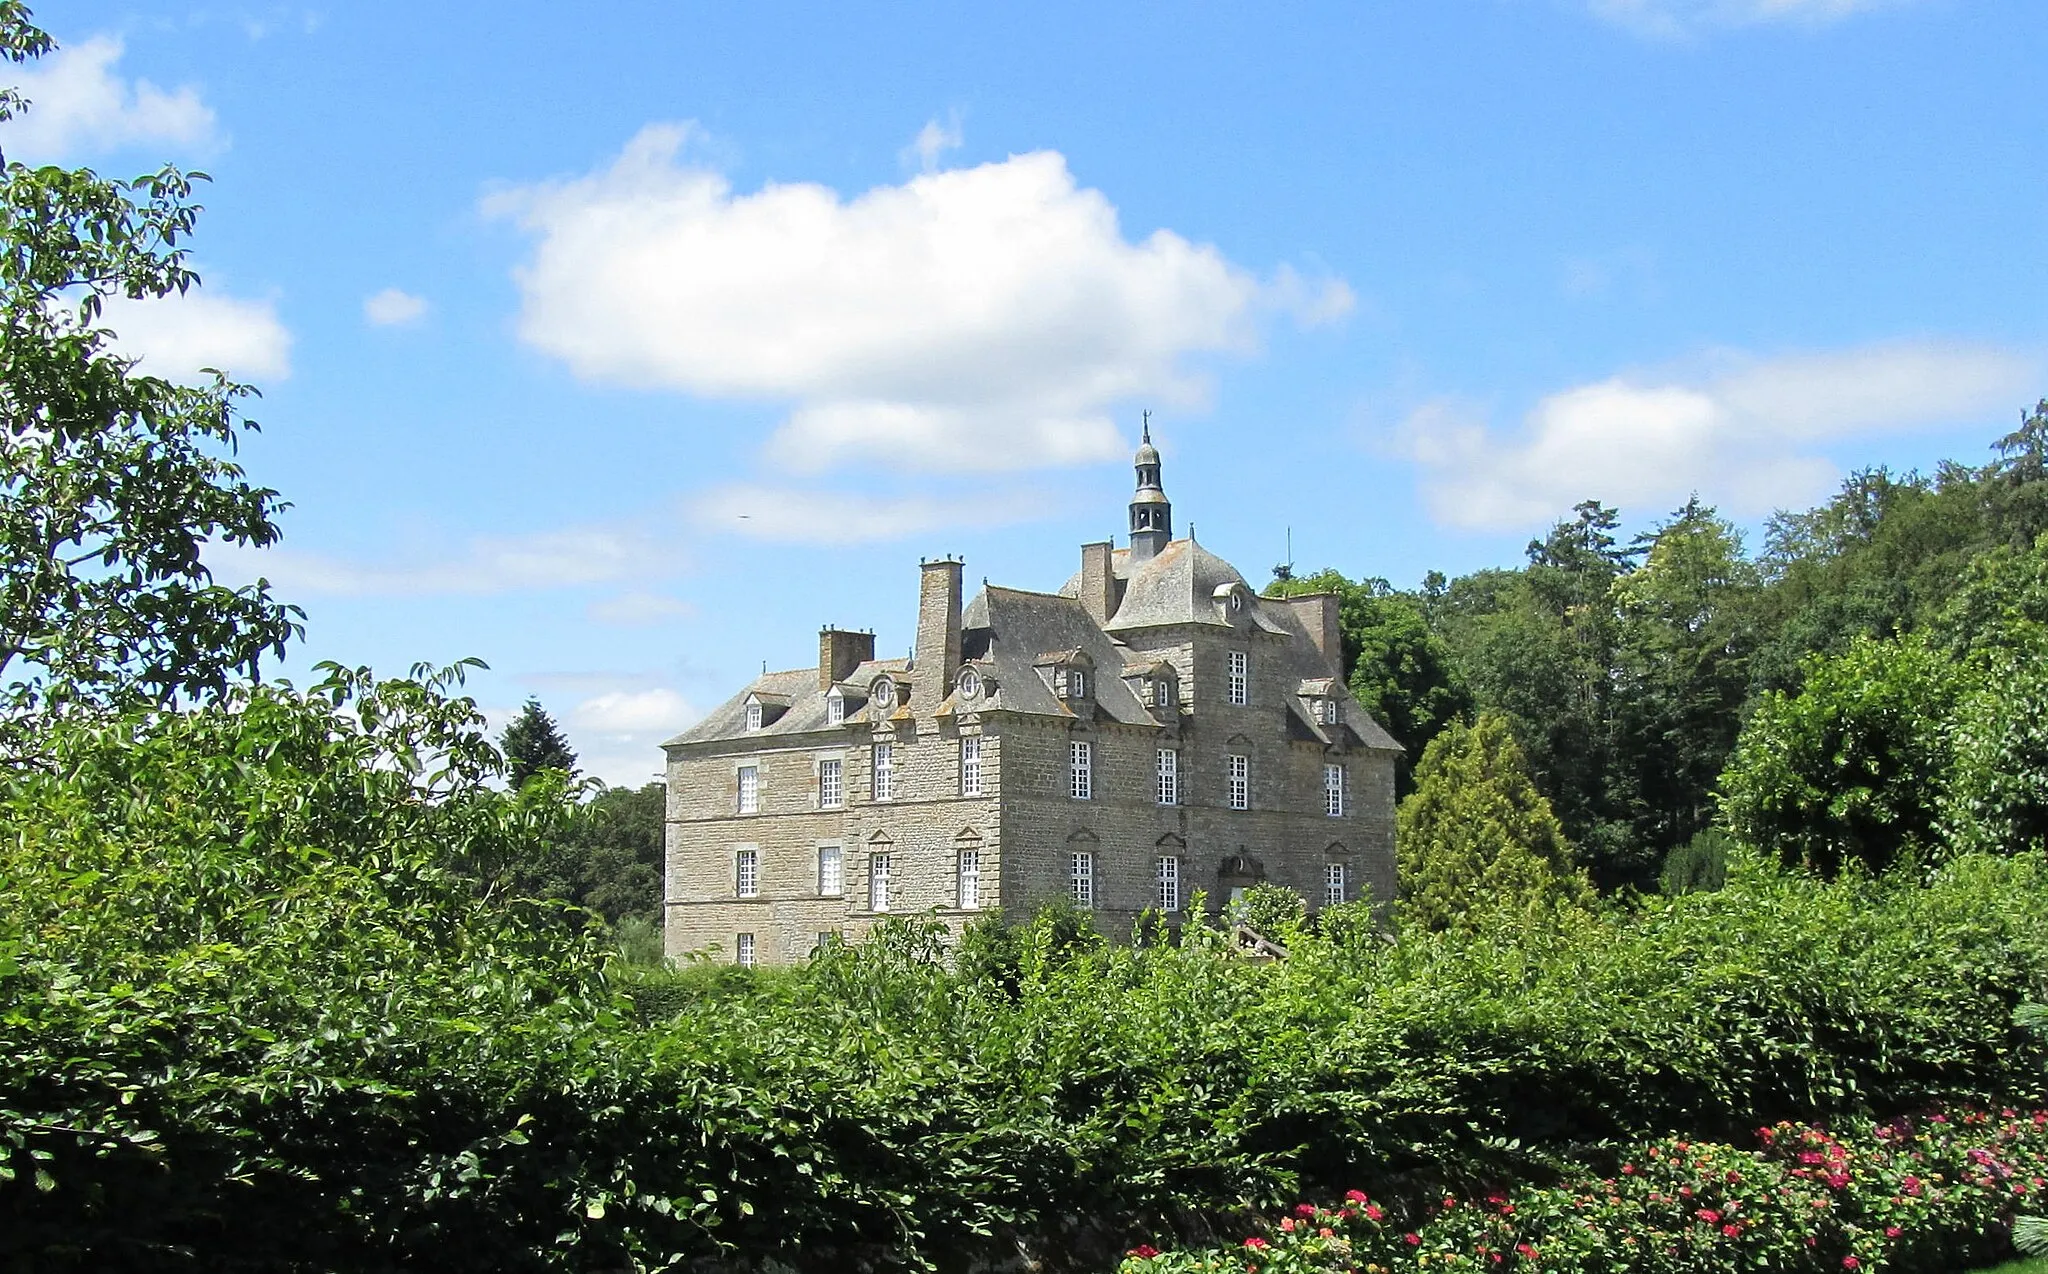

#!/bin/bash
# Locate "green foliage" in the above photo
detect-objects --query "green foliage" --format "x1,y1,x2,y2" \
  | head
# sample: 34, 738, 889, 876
1720, 634, 1963, 876
613, 914, 666, 968
8, 677, 2048, 1271
500, 695, 578, 788
1231, 881, 1308, 942
0, 8, 297, 751
1312, 899, 1381, 949
1658, 828, 1732, 895
1941, 645, 2048, 861
564, 781, 666, 924
1396, 712, 1592, 931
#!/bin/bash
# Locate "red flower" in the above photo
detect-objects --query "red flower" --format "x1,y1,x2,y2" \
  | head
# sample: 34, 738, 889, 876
1295, 1203, 1317, 1217
1621, 1164, 1636, 1175
1243, 1237, 1269, 1250
1345, 1189, 1369, 1204
1696, 1209, 1722, 1225
1517, 1244, 1539, 1259
1279, 1218, 1295, 1233
1723, 1225, 1742, 1238
1405, 1234, 1422, 1246
1128, 1245, 1161, 1259
1843, 1258, 1861, 1270
1884, 1227, 1902, 1239
1365, 1204, 1385, 1222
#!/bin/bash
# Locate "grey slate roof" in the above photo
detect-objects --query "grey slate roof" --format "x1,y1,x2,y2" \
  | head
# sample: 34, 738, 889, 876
1060, 537, 1289, 634
958, 586, 1156, 725
664, 658, 909, 747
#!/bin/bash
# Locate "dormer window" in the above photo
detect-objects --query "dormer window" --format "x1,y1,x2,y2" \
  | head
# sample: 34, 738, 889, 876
1069, 669, 1087, 699
957, 667, 980, 699
870, 677, 897, 712
1319, 698, 1340, 725
745, 701, 763, 731
826, 688, 845, 725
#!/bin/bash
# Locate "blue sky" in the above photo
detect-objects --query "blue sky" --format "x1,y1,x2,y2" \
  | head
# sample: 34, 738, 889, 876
17, 0, 2046, 782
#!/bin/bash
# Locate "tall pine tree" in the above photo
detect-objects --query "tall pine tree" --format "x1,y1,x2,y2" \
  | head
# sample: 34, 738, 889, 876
500, 697, 578, 789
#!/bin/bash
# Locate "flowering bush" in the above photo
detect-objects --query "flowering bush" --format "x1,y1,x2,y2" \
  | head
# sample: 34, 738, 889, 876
1121, 1109, 2048, 1273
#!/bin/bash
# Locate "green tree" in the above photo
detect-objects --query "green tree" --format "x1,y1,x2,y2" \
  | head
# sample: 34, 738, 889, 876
1719, 634, 1962, 876
1395, 712, 1591, 931
500, 695, 577, 788
0, 8, 297, 752
562, 781, 666, 924
1610, 497, 1760, 859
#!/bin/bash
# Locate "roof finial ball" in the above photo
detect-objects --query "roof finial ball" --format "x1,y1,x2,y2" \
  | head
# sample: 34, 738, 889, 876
1129, 411, 1172, 561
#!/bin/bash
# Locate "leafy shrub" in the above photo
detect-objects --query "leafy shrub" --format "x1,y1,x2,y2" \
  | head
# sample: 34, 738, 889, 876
1232, 882, 1309, 942
7, 677, 2048, 1271
1121, 1108, 2048, 1273
1660, 828, 1732, 895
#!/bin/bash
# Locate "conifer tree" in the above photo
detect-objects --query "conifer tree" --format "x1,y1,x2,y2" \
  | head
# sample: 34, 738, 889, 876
500, 697, 578, 789
1396, 712, 1591, 931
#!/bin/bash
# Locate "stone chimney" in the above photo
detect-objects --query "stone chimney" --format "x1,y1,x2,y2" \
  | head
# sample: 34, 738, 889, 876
913, 557, 963, 710
818, 627, 874, 690
1079, 540, 1117, 625
1283, 593, 1343, 674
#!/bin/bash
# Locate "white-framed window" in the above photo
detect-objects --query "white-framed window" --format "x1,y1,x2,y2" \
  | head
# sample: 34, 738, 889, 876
1228, 753, 1249, 810
1325, 862, 1347, 906
1070, 669, 1087, 698
872, 742, 894, 801
737, 764, 759, 814
1156, 748, 1179, 806
957, 848, 981, 909
1070, 850, 1094, 908
961, 735, 983, 796
869, 852, 892, 912
1154, 677, 1175, 709
1227, 651, 1248, 705
1070, 740, 1092, 800
826, 690, 845, 726
734, 846, 759, 898
817, 843, 843, 896
745, 701, 763, 731
735, 933, 755, 967
1325, 763, 1346, 817
1321, 698, 1341, 725
1156, 855, 1181, 912
819, 757, 844, 809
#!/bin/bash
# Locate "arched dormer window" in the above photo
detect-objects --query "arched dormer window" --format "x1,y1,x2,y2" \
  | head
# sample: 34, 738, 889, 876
870, 676, 897, 713
958, 667, 980, 699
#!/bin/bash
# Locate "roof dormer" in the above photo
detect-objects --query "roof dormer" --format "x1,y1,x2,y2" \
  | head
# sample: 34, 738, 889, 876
743, 692, 791, 731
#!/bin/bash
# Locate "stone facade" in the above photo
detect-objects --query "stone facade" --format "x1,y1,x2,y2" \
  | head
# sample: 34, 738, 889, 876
662, 430, 1402, 964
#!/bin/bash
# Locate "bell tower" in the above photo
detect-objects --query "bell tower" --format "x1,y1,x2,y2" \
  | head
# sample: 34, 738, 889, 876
1128, 412, 1172, 562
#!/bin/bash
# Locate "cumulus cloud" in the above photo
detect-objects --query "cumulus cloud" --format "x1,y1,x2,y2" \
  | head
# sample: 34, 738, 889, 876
486, 124, 1349, 474
587, 591, 695, 627
363, 287, 428, 327
216, 524, 671, 597
900, 115, 963, 172
1588, 0, 1914, 38
1398, 339, 2040, 530
3, 35, 218, 163
568, 687, 698, 786
100, 289, 292, 382
691, 482, 1052, 545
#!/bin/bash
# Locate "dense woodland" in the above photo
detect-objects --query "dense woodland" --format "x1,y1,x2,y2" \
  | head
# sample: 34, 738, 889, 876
8, 5, 2048, 1270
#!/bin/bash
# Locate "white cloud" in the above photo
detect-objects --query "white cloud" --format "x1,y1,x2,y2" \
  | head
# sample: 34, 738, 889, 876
1588, 0, 1912, 37
363, 287, 428, 327
487, 124, 1349, 474
568, 687, 698, 786
217, 523, 670, 597
587, 591, 695, 626
100, 289, 292, 382
900, 115, 962, 172
691, 482, 1052, 545
4, 35, 218, 163
1398, 339, 2040, 530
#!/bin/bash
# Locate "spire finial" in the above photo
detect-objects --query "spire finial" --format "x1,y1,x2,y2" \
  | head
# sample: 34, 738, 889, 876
1142, 409, 1151, 444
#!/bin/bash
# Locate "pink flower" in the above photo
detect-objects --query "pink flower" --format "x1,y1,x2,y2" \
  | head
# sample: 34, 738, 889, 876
1365, 1204, 1385, 1222
1345, 1189, 1369, 1204
1723, 1224, 1742, 1238
1279, 1218, 1295, 1233
1243, 1237, 1269, 1250
1517, 1243, 1538, 1259
1295, 1203, 1317, 1217
1405, 1234, 1422, 1246
1884, 1227, 1902, 1239
1128, 1245, 1161, 1259
1696, 1209, 1722, 1225
1622, 1164, 1636, 1175
1843, 1258, 1861, 1270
